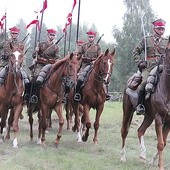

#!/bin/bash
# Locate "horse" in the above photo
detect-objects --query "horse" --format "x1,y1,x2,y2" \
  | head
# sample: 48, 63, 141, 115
0, 45, 25, 147
73, 48, 115, 143
36, 52, 80, 146
120, 37, 170, 170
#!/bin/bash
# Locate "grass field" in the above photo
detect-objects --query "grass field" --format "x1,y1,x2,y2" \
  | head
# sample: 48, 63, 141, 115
0, 101, 170, 170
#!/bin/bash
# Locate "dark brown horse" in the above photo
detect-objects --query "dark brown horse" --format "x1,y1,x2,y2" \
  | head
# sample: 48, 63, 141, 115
73, 49, 115, 143
0, 46, 25, 147
121, 37, 170, 170
37, 52, 80, 146
64, 90, 83, 130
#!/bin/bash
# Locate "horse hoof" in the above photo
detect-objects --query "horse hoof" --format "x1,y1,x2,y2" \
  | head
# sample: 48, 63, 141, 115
120, 157, 126, 162
72, 126, 76, 132
13, 145, 18, 148
45, 130, 49, 134
93, 140, 98, 145
54, 142, 59, 148
36, 139, 41, 145
82, 136, 87, 142
139, 156, 146, 163
41, 142, 46, 147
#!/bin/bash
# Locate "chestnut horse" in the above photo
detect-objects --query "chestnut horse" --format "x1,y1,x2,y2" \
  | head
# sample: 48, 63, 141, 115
121, 37, 170, 170
0, 46, 25, 147
37, 52, 79, 146
73, 49, 115, 143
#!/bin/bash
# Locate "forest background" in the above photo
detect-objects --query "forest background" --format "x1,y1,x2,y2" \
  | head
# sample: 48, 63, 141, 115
0, 0, 162, 93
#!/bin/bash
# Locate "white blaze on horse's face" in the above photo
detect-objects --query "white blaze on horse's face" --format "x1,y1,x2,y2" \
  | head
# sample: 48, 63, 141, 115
104, 58, 112, 82
13, 51, 21, 72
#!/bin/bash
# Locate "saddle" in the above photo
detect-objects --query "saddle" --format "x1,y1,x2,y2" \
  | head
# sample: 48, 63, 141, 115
78, 64, 93, 88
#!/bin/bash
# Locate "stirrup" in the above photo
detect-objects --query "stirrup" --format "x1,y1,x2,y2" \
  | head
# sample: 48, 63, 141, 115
136, 104, 145, 115
30, 95, 38, 104
74, 93, 81, 101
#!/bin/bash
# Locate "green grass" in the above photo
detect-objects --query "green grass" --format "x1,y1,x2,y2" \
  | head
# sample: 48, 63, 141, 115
0, 102, 170, 170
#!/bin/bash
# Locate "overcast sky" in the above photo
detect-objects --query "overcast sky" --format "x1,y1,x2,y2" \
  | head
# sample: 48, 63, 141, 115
0, 0, 169, 43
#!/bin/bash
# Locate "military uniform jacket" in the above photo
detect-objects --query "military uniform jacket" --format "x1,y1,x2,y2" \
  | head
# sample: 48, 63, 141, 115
33, 41, 60, 65
78, 42, 102, 62
133, 35, 168, 71
0, 38, 24, 67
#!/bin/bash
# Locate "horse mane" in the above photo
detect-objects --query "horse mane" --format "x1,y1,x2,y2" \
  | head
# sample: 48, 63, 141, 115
93, 49, 110, 66
49, 56, 69, 74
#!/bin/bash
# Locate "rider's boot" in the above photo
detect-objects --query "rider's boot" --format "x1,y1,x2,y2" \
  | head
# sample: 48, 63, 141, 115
136, 90, 145, 115
30, 82, 41, 104
74, 80, 83, 102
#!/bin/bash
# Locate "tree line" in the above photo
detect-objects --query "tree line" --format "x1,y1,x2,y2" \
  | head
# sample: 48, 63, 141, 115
0, 0, 160, 93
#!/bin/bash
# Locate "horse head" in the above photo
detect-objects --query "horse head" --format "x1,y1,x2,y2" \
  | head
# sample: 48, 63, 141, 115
8, 45, 25, 74
63, 52, 80, 88
94, 48, 115, 84
163, 36, 170, 71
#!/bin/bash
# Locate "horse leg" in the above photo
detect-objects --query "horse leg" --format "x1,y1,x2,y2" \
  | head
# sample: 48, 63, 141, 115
54, 104, 64, 147
72, 102, 82, 142
45, 109, 52, 134
28, 107, 34, 141
37, 110, 42, 145
12, 105, 23, 147
65, 102, 71, 130
155, 113, 164, 170
0, 109, 8, 143
120, 97, 134, 162
92, 104, 104, 144
82, 104, 91, 142
39, 107, 48, 146
49, 109, 52, 128
5, 108, 14, 140
137, 115, 154, 161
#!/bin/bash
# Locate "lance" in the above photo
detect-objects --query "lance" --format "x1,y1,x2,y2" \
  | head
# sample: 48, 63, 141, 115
63, 30, 67, 57
4, 10, 7, 40
67, 17, 72, 55
76, 0, 81, 50
34, 13, 39, 50
141, 11, 147, 61
38, 11, 44, 42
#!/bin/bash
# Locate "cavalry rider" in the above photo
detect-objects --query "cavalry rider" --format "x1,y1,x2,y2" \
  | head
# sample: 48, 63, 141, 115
32, 28, 61, 83
133, 18, 168, 115
0, 26, 29, 85
74, 30, 110, 101
27, 28, 61, 103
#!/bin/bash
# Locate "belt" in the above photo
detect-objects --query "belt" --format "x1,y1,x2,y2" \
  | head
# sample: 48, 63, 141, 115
146, 56, 158, 60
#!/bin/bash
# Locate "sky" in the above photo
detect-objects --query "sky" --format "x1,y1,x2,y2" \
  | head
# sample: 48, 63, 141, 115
0, 0, 169, 43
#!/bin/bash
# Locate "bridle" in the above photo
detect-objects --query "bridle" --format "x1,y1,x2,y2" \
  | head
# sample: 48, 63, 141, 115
94, 56, 113, 84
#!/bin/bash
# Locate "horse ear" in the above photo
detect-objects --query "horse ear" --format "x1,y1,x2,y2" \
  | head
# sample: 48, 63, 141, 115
104, 49, 109, 56
111, 48, 116, 56
70, 53, 74, 60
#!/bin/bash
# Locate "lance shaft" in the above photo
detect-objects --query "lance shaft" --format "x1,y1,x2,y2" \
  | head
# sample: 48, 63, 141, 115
141, 13, 147, 61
